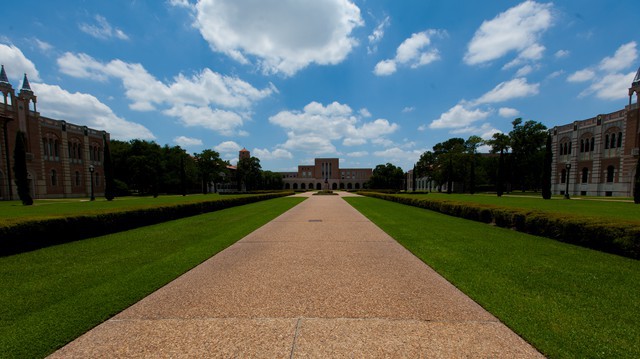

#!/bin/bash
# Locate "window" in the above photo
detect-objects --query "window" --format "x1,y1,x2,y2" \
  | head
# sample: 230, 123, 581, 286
610, 133, 616, 149
605, 134, 610, 149
581, 168, 588, 183
590, 138, 595, 152
75, 171, 81, 186
606, 166, 615, 183
561, 169, 566, 184
617, 132, 622, 148
51, 169, 57, 186
580, 139, 584, 153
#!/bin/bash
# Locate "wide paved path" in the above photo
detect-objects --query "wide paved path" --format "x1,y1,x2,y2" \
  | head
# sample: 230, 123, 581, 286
50, 192, 543, 358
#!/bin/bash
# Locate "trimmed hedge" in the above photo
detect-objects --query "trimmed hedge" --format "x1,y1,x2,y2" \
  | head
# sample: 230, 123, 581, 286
0, 192, 293, 256
358, 192, 640, 260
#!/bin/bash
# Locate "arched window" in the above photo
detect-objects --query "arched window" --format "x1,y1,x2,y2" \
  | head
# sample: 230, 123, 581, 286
605, 134, 610, 149
54, 140, 59, 158
580, 139, 585, 153
561, 169, 566, 184
617, 132, 622, 148
590, 138, 595, 152
43, 138, 49, 157
51, 169, 57, 186
581, 168, 589, 183
292, 183, 298, 190
300, 183, 306, 190
610, 133, 616, 149
606, 166, 615, 183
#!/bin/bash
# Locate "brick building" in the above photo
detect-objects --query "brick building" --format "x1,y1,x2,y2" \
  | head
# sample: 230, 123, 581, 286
280, 158, 372, 190
551, 66, 640, 197
0, 65, 108, 200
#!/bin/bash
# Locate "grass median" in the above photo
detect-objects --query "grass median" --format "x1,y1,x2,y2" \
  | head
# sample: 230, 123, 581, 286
0, 196, 304, 359
345, 196, 640, 359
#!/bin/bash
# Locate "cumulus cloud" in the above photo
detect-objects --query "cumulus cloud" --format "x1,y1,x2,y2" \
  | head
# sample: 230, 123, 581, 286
57, 52, 275, 135
347, 151, 368, 157
252, 148, 293, 160
269, 101, 398, 155
474, 77, 539, 104
567, 41, 638, 100
174, 136, 203, 147
79, 15, 129, 40
373, 147, 422, 170
193, 0, 363, 76
450, 123, 501, 140
464, 1, 553, 66
0, 43, 40, 81
428, 104, 491, 129
498, 107, 520, 118
555, 49, 569, 58
402, 106, 415, 113
367, 16, 390, 54
374, 29, 444, 76
32, 83, 154, 140
214, 140, 242, 154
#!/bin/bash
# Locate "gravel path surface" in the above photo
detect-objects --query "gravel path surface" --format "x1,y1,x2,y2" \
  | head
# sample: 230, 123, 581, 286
50, 191, 543, 358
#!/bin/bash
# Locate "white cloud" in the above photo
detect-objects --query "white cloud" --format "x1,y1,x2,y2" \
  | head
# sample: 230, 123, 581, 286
402, 106, 415, 113
373, 59, 397, 76
34, 38, 53, 52
464, 1, 553, 65
599, 41, 637, 73
269, 101, 398, 154
214, 140, 242, 154
0, 43, 40, 81
568, 41, 638, 101
474, 78, 539, 104
429, 104, 491, 129
498, 107, 520, 118
367, 16, 390, 54
567, 69, 595, 82
374, 29, 443, 76
174, 136, 203, 147
252, 148, 293, 160
347, 151, 368, 157
373, 147, 422, 171
580, 71, 636, 100
359, 108, 372, 118
32, 83, 154, 140
79, 15, 129, 40
57, 52, 275, 135
515, 64, 534, 77
555, 49, 569, 58
193, 0, 363, 76
450, 123, 500, 140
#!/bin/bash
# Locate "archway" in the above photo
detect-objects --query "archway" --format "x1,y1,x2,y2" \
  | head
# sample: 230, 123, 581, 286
339, 182, 345, 189
301, 183, 306, 190
332, 182, 338, 190
347, 183, 352, 189
316, 183, 321, 190
355, 183, 360, 189
292, 183, 298, 190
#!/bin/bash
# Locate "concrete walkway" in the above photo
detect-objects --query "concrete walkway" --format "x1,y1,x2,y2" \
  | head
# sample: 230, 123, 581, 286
50, 191, 543, 358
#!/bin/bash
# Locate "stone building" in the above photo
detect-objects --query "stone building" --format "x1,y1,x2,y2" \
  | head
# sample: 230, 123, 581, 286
0, 65, 109, 200
551, 66, 640, 197
280, 158, 372, 190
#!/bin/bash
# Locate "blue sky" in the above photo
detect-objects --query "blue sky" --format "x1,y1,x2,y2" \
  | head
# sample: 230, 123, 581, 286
1, 1, 638, 172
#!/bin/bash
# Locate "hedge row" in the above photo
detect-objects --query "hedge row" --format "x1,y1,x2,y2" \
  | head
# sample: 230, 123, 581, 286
0, 192, 293, 256
358, 192, 640, 260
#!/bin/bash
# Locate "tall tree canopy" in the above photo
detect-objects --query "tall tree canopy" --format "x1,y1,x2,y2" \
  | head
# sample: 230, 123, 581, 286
367, 163, 404, 190
509, 118, 548, 191
236, 156, 262, 191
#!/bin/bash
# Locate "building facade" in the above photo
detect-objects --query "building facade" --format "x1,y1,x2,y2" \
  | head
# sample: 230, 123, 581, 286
280, 158, 372, 190
0, 65, 109, 200
551, 67, 640, 197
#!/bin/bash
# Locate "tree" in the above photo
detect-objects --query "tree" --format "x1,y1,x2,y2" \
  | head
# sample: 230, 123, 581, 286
194, 149, 225, 194
433, 138, 465, 194
237, 156, 262, 191
487, 133, 511, 197
509, 118, 548, 192
13, 131, 32, 205
367, 163, 404, 190
542, 132, 553, 199
465, 135, 484, 194
634, 156, 640, 204
103, 133, 115, 201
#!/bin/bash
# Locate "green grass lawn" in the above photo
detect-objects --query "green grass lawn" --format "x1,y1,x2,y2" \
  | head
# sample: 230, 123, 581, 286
0, 193, 268, 226
397, 192, 640, 223
0, 196, 304, 358
345, 196, 640, 359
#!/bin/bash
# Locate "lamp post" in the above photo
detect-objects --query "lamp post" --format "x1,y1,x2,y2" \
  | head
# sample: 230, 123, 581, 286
564, 163, 571, 199
89, 164, 95, 201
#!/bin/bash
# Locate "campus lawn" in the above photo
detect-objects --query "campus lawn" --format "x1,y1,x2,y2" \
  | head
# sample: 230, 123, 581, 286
0, 196, 305, 359
0, 193, 270, 226
397, 192, 640, 223
346, 196, 640, 359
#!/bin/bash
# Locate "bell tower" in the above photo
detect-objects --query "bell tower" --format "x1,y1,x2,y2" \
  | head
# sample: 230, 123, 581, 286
626, 66, 640, 155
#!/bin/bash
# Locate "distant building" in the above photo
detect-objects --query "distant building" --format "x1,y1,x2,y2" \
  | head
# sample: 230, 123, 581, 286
551, 66, 640, 197
280, 158, 372, 190
0, 65, 109, 200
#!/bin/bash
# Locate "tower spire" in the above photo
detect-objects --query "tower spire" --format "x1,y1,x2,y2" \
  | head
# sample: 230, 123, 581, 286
0, 65, 9, 84
20, 73, 32, 92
